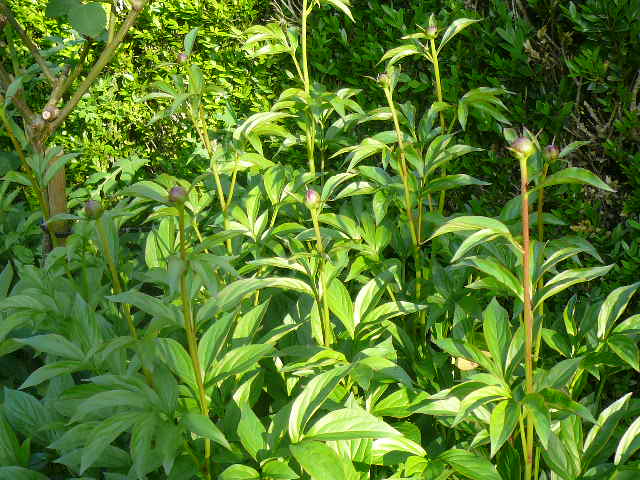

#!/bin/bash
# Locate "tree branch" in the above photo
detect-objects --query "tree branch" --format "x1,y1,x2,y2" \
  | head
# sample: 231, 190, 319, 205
48, 0, 150, 133
0, 0, 56, 85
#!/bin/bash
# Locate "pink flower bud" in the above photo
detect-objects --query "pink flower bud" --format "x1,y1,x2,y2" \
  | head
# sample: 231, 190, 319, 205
509, 137, 536, 161
305, 188, 320, 208
84, 199, 103, 219
168, 185, 187, 204
177, 52, 189, 64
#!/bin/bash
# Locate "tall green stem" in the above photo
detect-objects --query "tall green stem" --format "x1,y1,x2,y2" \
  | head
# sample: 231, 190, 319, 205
311, 209, 333, 346
429, 38, 448, 214
520, 157, 535, 480
177, 206, 211, 478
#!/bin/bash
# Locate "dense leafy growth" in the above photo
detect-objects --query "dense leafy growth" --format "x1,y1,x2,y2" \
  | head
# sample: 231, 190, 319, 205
1, 0, 639, 479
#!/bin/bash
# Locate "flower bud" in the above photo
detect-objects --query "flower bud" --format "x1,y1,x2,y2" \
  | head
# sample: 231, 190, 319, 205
426, 25, 438, 39
305, 188, 320, 209
177, 52, 189, 64
168, 185, 187, 204
131, 0, 144, 11
84, 199, 103, 219
508, 136, 536, 161
543, 144, 560, 163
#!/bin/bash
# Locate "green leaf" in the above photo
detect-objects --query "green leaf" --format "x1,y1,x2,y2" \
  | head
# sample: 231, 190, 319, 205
109, 290, 177, 323
597, 282, 640, 340
362, 301, 427, 324
540, 388, 595, 424
3, 388, 52, 444
219, 464, 260, 480
615, 416, 640, 465
16, 334, 84, 361
262, 459, 299, 479
323, 0, 354, 21
237, 403, 266, 460
213, 277, 313, 315
437, 338, 498, 377
438, 449, 502, 480
122, 181, 169, 204
80, 412, 139, 473
430, 216, 512, 241
198, 316, 234, 372
2, 171, 32, 187
207, 344, 273, 384
0, 412, 20, 466
380, 44, 421, 67
326, 278, 354, 337
0, 467, 48, 480
489, 400, 519, 458
534, 265, 614, 311
45, 0, 79, 18
155, 338, 197, 389
524, 394, 551, 450
558, 141, 591, 158
289, 365, 351, 443
459, 256, 523, 300
538, 167, 614, 192
181, 412, 231, 449
183, 27, 199, 55
305, 408, 400, 441
438, 18, 482, 54
539, 357, 582, 390
353, 270, 397, 326
423, 174, 489, 194
19, 360, 83, 389
71, 389, 149, 422
290, 440, 357, 480
68, 2, 107, 38
607, 335, 640, 371
585, 393, 633, 461
483, 299, 510, 375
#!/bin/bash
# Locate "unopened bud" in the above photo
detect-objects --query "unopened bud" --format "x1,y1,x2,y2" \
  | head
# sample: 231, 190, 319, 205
131, 0, 144, 11
426, 25, 438, 39
543, 144, 560, 163
84, 199, 103, 219
168, 185, 187, 204
177, 52, 189, 64
508, 136, 536, 161
305, 189, 320, 209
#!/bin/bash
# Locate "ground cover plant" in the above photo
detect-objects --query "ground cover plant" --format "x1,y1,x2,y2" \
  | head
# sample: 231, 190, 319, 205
0, 0, 639, 479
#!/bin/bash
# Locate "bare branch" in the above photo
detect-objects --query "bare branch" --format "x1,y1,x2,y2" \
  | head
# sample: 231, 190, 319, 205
0, 0, 56, 85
